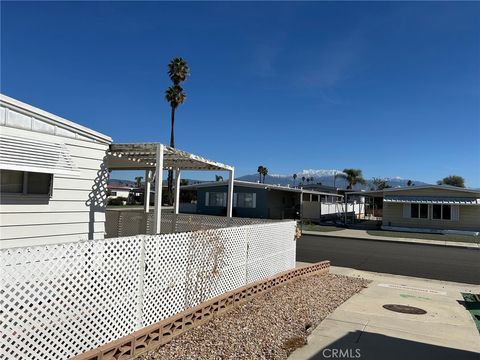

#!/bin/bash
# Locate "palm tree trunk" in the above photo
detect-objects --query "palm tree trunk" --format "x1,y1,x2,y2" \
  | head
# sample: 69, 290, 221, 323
167, 106, 176, 205
170, 106, 175, 147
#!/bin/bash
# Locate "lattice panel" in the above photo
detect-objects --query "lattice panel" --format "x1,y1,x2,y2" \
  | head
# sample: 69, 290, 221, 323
246, 221, 297, 283
1, 220, 296, 360
0, 237, 143, 360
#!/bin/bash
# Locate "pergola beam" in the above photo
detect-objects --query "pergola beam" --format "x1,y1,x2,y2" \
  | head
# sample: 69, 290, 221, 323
174, 168, 181, 215
227, 169, 234, 218
154, 144, 164, 234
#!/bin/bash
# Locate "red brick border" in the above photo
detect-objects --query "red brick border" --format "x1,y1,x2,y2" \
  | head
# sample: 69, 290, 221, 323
71, 261, 330, 360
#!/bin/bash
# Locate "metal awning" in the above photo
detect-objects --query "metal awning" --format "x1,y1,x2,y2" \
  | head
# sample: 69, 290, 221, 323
107, 143, 233, 171
384, 195, 480, 205
0, 134, 79, 176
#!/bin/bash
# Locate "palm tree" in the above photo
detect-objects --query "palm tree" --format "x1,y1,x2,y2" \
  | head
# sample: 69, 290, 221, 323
257, 166, 265, 183
165, 85, 186, 148
215, 175, 224, 182
342, 169, 367, 190
301, 176, 306, 186
262, 167, 268, 183
293, 173, 297, 187
407, 180, 413, 187
135, 176, 143, 188
306, 178, 310, 184
165, 57, 189, 204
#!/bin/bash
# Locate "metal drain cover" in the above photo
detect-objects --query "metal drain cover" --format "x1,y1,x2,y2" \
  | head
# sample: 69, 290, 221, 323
382, 304, 427, 315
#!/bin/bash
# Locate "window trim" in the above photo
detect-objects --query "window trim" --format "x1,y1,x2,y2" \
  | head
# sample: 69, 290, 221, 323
234, 192, 256, 209
0, 170, 53, 197
410, 203, 429, 219
205, 191, 227, 207
431, 204, 452, 221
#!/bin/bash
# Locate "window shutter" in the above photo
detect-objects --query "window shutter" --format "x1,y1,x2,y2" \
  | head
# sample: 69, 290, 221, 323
205, 192, 210, 206
451, 205, 459, 221
403, 204, 411, 218
233, 193, 238, 207
252, 193, 257, 208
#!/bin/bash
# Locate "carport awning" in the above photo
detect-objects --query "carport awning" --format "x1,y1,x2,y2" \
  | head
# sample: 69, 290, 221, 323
384, 195, 480, 205
0, 134, 79, 176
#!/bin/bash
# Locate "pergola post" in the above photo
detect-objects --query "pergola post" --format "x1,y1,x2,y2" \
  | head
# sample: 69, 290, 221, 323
154, 144, 164, 234
144, 170, 151, 213
227, 169, 234, 218
174, 168, 181, 215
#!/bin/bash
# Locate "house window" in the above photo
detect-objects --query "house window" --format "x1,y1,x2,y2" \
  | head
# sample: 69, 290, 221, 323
311, 194, 319, 202
0, 170, 52, 195
206, 192, 226, 207
302, 193, 311, 202
236, 193, 256, 208
432, 204, 451, 220
110, 191, 117, 196
410, 204, 428, 219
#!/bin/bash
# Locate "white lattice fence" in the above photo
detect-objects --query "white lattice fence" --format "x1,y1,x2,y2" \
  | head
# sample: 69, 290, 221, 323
105, 210, 276, 238
0, 221, 296, 360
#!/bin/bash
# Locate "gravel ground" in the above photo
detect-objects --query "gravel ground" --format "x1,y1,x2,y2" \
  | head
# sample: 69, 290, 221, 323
138, 273, 369, 360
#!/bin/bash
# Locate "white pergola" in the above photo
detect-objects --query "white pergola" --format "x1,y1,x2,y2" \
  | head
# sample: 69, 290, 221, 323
106, 143, 234, 233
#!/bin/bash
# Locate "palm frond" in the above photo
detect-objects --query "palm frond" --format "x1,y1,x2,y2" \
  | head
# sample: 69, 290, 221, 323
168, 57, 190, 84
165, 85, 186, 108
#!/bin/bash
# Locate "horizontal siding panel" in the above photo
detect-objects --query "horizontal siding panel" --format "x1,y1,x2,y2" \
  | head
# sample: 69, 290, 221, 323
0, 125, 109, 151
0, 232, 105, 249
52, 177, 100, 190
0, 222, 105, 240
0, 200, 104, 213
70, 168, 107, 180
50, 189, 107, 201
66, 156, 104, 170
0, 212, 105, 226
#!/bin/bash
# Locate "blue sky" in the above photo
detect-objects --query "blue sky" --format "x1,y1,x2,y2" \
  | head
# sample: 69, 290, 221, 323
2, 2, 479, 187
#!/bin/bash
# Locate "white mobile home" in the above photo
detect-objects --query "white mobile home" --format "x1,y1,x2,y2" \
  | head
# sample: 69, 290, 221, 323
0, 94, 112, 248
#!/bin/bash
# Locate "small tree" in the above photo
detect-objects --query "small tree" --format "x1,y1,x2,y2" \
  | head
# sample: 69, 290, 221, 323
293, 173, 297, 187
407, 180, 414, 187
372, 177, 391, 190
437, 175, 465, 188
215, 175, 224, 182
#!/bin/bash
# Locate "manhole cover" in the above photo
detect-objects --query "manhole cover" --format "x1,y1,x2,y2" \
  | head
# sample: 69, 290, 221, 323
382, 304, 427, 315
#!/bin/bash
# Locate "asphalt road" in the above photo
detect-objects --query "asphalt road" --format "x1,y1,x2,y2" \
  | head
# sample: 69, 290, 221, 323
297, 235, 480, 285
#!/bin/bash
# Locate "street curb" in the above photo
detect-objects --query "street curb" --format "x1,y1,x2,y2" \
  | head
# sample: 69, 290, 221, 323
301, 230, 480, 249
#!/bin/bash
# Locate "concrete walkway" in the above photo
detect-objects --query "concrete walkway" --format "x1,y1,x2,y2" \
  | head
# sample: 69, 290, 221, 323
302, 229, 479, 249
289, 265, 480, 360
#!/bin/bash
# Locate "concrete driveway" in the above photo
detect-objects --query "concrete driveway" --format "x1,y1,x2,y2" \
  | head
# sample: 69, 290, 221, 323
289, 265, 480, 360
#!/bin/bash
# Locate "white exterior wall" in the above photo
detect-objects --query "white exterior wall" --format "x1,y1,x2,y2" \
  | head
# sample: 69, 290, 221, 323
0, 96, 111, 248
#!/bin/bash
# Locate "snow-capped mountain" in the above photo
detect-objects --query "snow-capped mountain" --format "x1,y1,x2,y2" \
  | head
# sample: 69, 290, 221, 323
237, 170, 429, 190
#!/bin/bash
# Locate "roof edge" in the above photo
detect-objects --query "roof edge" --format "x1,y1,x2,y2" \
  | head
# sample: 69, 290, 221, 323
0, 93, 112, 144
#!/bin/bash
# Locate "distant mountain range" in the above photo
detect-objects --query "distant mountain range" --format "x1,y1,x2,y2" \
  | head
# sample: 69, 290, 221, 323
237, 170, 429, 190
110, 169, 430, 191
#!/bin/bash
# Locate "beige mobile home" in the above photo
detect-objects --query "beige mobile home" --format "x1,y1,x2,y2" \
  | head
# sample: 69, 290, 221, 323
357, 185, 480, 235
0, 94, 112, 248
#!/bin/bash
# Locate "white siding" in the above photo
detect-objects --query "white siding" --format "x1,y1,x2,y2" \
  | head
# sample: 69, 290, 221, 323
0, 108, 110, 248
